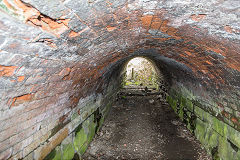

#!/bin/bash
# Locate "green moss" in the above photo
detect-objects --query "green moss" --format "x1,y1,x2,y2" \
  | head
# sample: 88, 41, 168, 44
227, 126, 240, 149
72, 114, 98, 157
186, 98, 193, 112
195, 119, 207, 144
179, 108, 184, 121
168, 88, 240, 160
194, 105, 204, 119
218, 137, 232, 160
79, 143, 88, 155
181, 97, 187, 107
102, 102, 112, 116
236, 150, 240, 160
172, 100, 177, 113
166, 96, 172, 107
167, 96, 178, 113
62, 144, 75, 160
88, 121, 97, 142
212, 117, 225, 136
208, 131, 219, 149
125, 82, 131, 86
74, 127, 88, 153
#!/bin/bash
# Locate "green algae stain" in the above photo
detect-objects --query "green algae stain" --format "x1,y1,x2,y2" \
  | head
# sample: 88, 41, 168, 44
74, 127, 88, 155
88, 121, 97, 143
62, 144, 75, 160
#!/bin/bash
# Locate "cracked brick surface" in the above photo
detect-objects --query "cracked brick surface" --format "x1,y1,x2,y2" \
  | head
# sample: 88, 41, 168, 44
0, 0, 239, 159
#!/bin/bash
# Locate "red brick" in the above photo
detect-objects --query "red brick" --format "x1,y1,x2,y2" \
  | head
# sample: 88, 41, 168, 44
69, 30, 79, 38
17, 76, 25, 82
231, 117, 239, 125
10, 94, 34, 107
191, 14, 206, 22
141, 15, 153, 29
150, 21, 161, 30
59, 68, 71, 77
159, 20, 169, 33
0, 65, 17, 77
224, 25, 232, 33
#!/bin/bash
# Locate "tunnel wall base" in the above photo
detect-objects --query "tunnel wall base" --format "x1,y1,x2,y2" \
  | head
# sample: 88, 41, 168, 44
167, 88, 240, 160
23, 93, 115, 160
43, 101, 113, 160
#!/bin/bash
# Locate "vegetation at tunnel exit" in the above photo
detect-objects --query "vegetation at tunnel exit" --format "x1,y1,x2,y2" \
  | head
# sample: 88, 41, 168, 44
123, 57, 159, 89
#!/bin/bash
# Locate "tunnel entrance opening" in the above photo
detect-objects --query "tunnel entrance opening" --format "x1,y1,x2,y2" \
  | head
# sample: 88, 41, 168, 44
123, 57, 159, 91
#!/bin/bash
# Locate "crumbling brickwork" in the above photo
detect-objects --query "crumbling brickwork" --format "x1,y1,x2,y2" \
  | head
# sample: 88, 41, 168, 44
0, 0, 239, 159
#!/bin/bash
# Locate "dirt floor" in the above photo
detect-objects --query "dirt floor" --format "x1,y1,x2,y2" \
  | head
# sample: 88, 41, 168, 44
82, 89, 211, 160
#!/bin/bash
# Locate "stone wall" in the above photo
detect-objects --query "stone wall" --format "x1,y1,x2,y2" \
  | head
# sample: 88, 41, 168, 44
167, 84, 240, 159
0, 0, 239, 159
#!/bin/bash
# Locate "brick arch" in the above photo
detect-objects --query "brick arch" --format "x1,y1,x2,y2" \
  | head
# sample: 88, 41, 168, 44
0, 0, 239, 159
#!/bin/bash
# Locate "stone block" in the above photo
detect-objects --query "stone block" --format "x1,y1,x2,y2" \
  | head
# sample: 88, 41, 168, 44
185, 98, 193, 112
34, 128, 68, 160
13, 135, 33, 155
195, 119, 207, 144
212, 116, 226, 136
62, 143, 75, 160
23, 151, 33, 160
218, 137, 237, 160
87, 121, 97, 143
227, 126, 240, 149
43, 145, 61, 160
73, 127, 87, 155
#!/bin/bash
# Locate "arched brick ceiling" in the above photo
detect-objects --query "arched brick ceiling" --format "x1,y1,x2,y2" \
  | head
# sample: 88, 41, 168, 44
0, 0, 240, 159
0, 0, 239, 100
0, 0, 239, 109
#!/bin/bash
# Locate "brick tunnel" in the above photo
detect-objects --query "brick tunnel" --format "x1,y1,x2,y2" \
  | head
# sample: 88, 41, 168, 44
0, 0, 240, 159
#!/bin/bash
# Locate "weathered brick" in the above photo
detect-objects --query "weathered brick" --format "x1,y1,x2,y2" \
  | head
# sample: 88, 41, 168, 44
191, 14, 206, 22
0, 139, 10, 153
34, 128, 69, 160
141, 15, 153, 29
0, 0, 239, 159
9, 123, 39, 147
0, 147, 12, 160
10, 94, 34, 107
17, 76, 25, 82
0, 65, 17, 77
0, 126, 18, 143
59, 68, 71, 77
23, 132, 50, 157
12, 135, 33, 155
